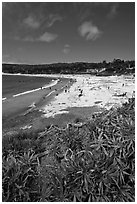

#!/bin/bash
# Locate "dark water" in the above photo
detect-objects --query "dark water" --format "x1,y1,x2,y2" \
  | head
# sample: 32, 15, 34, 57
2, 75, 55, 98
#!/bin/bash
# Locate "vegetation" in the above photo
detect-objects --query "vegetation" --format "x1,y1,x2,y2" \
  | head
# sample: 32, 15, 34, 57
2, 59, 135, 75
2, 97, 135, 201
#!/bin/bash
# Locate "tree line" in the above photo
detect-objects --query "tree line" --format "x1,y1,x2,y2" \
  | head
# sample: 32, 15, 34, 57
2, 59, 135, 75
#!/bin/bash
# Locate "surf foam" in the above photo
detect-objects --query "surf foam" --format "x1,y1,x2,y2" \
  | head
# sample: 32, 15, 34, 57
12, 79, 59, 98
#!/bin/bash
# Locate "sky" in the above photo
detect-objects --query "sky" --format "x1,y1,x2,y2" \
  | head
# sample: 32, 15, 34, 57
2, 2, 135, 64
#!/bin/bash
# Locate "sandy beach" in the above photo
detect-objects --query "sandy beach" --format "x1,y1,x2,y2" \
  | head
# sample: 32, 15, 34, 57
2, 73, 135, 132
40, 74, 135, 118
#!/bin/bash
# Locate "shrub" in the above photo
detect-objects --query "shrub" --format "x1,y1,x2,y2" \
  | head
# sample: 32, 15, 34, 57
2, 98, 135, 201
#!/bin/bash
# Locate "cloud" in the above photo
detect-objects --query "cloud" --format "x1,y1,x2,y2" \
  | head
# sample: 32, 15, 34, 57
78, 21, 102, 41
23, 15, 40, 29
19, 32, 58, 43
63, 44, 71, 54
21, 36, 35, 42
38, 32, 58, 42
47, 14, 62, 27
107, 3, 119, 18
23, 13, 62, 30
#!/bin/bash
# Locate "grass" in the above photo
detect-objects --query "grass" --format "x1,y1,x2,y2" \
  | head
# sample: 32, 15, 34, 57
2, 97, 135, 202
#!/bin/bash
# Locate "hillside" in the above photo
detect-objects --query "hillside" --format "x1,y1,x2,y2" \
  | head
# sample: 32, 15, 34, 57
2, 97, 135, 202
2, 59, 135, 75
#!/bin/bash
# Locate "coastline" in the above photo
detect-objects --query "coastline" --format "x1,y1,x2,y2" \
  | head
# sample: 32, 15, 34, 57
2, 76, 75, 134
40, 74, 135, 118
2, 73, 135, 134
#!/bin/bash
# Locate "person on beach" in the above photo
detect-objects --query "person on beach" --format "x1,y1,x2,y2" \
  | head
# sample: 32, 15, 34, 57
132, 91, 135, 97
78, 89, 83, 97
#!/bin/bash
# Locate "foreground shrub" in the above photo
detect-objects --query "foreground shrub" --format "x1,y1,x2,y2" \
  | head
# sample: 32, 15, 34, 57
2, 98, 135, 201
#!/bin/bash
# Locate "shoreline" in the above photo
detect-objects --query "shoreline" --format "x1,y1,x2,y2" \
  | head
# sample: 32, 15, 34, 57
2, 77, 75, 134
12, 79, 59, 98
2, 72, 76, 79
2, 77, 72, 119
2, 73, 135, 133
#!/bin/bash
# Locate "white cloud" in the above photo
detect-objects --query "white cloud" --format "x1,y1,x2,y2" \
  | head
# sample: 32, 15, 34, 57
14, 32, 58, 43
23, 15, 40, 29
23, 13, 62, 30
78, 21, 102, 41
38, 32, 58, 42
47, 14, 62, 27
108, 4, 119, 18
63, 44, 71, 54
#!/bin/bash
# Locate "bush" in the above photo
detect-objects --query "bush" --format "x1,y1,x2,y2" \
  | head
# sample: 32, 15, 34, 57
2, 98, 135, 201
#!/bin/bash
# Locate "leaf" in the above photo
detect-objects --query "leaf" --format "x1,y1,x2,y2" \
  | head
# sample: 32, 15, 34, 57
73, 194, 77, 202
88, 194, 91, 202
84, 176, 89, 193
102, 146, 108, 156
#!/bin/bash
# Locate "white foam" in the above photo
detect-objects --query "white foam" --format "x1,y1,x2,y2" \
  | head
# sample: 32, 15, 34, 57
46, 90, 55, 97
28, 102, 36, 108
13, 88, 41, 97
2, 72, 74, 79
12, 79, 59, 98
42, 79, 59, 88
2, 97, 7, 101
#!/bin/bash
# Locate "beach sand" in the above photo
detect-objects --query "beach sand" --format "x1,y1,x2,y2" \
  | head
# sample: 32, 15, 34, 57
2, 74, 135, 134
41, 74, 135, 118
